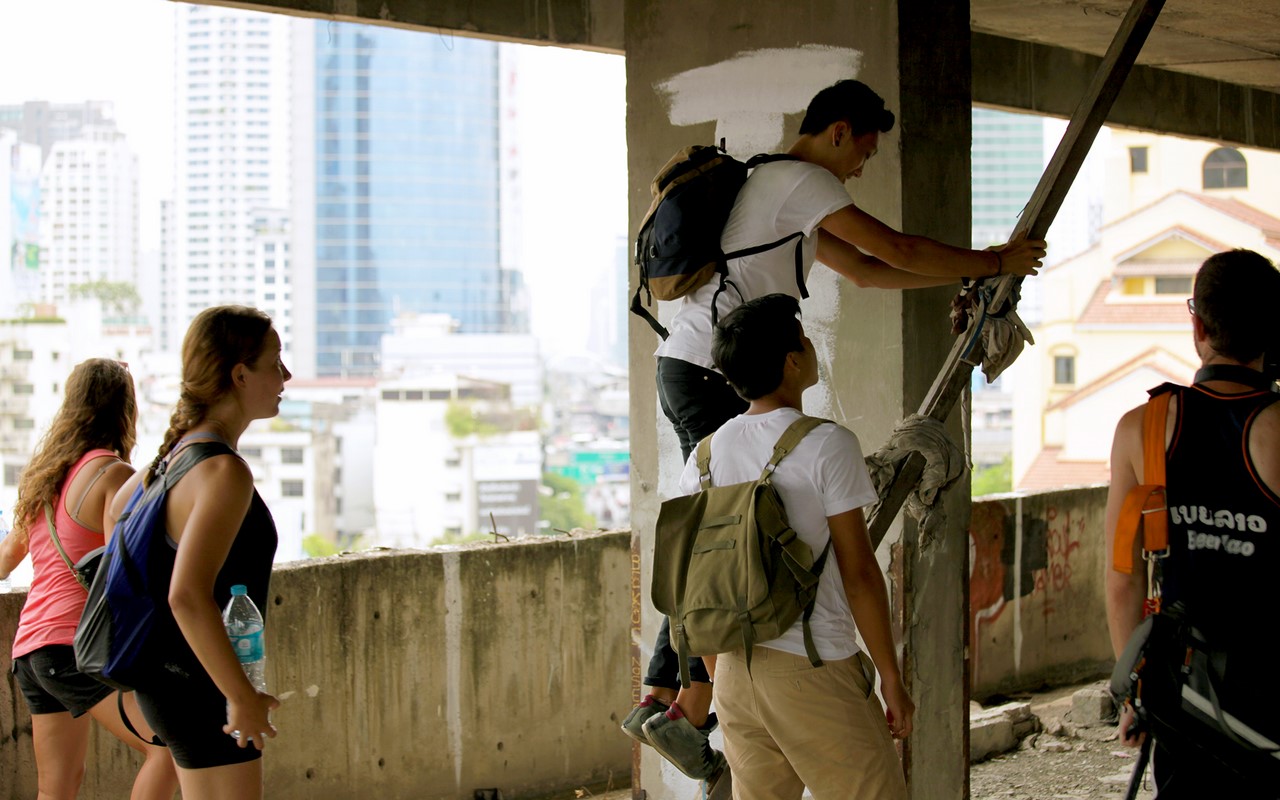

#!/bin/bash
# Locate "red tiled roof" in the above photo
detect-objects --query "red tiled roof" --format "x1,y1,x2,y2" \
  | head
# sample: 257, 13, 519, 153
1187, 193, 1280, 238
1018, 447, 1109, 491
1076, 281, 1193, 326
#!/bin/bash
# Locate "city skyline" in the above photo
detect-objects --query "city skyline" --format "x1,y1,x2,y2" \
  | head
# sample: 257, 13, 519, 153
0, 0, 627, 363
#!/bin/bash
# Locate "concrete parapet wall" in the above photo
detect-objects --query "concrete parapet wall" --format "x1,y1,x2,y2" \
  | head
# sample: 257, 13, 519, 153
969, 487, 1115, 700
1, 531, 632, 799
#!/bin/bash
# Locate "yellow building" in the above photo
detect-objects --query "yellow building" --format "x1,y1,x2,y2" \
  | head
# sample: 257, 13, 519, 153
1011, 132, 1280, 490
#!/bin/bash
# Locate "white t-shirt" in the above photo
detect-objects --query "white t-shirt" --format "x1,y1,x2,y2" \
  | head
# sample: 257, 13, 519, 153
654, 160, 853, 370
677, 407, 879, 661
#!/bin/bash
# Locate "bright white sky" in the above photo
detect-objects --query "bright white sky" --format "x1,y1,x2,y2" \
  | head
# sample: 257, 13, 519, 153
0, 0, 628, 359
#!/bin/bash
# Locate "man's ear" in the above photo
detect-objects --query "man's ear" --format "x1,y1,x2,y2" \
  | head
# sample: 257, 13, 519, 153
831, 120, 849, 148
1190, 313, 1207, 344
785, 350, 802, 374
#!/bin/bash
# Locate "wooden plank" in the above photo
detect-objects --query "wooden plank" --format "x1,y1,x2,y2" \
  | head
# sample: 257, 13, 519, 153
866, 0, 1166, 544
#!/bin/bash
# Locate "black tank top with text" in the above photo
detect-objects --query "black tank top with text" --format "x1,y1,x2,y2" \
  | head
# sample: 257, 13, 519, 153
1161, 381, 1280, 638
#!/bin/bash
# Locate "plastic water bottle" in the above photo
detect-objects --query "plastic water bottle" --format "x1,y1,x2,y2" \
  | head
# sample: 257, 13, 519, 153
223, 584, 266, 737
0, 511, 10, 591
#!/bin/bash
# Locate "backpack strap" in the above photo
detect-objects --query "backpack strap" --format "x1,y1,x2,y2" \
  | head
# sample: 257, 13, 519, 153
1114, 390, 1173, 575
630, 285, 669, 340
44, 502, 84, 589
118, 691, 163, 746
695, 434, 715, 490
739, 153, 808, 301
161, 440, 238, 491
799, 538, 833, 668
758, 415, 829, 481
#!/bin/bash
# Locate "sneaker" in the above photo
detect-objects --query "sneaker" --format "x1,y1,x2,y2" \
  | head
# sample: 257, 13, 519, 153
642, 703, 726, 781
621, 694, 670, 745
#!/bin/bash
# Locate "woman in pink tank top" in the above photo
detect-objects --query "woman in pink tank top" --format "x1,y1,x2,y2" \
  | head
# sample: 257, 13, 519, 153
0, 359, 177, 799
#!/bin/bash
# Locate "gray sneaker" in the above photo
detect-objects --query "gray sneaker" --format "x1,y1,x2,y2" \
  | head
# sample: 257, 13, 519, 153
642, 705, 726, 781
620, 694, 670, 745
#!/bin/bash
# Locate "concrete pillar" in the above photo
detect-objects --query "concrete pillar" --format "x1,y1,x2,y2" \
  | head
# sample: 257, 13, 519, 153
625, 2, 971, 798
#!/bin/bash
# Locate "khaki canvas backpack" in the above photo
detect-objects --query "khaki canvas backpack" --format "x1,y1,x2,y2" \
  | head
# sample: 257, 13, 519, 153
651, 415, 831, 687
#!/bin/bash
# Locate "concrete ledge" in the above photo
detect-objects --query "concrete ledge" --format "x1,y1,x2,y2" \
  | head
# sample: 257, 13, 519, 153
2, 531, 632, 800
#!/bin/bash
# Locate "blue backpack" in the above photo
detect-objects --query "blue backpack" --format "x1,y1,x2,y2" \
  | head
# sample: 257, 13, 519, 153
75, 437, 234, 691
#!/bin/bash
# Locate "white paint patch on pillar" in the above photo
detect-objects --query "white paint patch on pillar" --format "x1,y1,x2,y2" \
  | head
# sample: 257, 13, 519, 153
443, 551, 465, 790
802, 267, 843, 422
655, 45, 864, 158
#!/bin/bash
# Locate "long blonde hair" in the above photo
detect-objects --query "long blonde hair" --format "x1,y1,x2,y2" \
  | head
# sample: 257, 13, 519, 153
13, 359, 136, 535
148, 305, 273, 483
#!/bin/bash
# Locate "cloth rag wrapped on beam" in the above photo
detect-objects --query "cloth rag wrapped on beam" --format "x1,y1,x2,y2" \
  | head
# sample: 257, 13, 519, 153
950, 276, 1035, 384
977, 307, 1034, 383
865, 415, 965, 546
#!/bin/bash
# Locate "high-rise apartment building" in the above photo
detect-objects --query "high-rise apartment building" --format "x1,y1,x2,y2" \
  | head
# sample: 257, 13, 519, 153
38, 125, 139, 308
312, 24, 526, 377
169, 4, 294, 354
249, 207, 293, 354
1, 104, 140, 316
0, 101, 114, 162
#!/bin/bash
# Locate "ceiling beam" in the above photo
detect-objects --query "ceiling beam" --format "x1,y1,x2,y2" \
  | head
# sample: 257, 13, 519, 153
974, 31, 1280, 151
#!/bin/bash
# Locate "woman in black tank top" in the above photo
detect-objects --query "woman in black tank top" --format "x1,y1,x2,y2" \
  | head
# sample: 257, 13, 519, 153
109, 306, 289, 798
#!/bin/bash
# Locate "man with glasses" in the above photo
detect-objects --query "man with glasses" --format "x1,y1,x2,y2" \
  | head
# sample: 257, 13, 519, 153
1106, 248, 1280, 797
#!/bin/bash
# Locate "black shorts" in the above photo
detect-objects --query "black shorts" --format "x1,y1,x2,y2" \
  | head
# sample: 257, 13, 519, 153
135, 661, 262, 770
12, 644, 114, 717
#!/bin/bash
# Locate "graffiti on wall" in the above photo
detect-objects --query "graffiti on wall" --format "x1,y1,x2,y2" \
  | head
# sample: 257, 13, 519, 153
970, 498, 1094, 687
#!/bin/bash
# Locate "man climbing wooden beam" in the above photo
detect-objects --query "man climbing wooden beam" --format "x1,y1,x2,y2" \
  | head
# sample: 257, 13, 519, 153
867, 0, 1168, 548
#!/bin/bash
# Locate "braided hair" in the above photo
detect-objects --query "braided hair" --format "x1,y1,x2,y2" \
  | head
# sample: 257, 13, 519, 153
149, 305, 273, 485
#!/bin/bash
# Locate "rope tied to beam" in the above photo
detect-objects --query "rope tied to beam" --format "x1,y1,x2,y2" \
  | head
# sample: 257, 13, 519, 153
865, 415, 964, 547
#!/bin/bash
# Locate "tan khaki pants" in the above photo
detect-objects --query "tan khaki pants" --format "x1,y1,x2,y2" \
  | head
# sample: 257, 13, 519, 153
714, 647, 908, 800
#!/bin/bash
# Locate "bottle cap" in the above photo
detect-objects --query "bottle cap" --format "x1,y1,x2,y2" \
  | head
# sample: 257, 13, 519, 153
231, 584, 248, 596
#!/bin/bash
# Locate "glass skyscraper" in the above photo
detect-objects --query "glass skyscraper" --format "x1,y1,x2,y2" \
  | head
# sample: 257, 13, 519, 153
315, 25, 524, 376
971, 108, 1045, 249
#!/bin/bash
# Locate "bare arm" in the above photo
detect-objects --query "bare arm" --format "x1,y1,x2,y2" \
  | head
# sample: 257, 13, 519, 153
168, 455, 278, 748
817, 203, 1045, 287
816, 231, 955, 289
1104, 405, 1148, 659
0, 521, 29, 580
829, 507, 914, 738
1248, 402, 1280, 496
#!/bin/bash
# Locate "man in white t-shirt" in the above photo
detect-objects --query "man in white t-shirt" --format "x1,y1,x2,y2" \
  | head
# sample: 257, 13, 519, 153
647, 293, 911, 798
625, 78, 1044, 770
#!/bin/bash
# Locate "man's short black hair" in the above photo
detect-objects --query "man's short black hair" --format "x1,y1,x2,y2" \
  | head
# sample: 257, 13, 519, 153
799, 80, 895, 138
1194, 249, 1280, 365
712, 294, 805, 401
